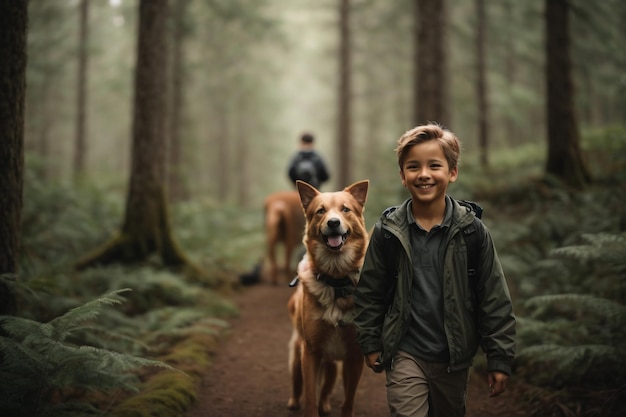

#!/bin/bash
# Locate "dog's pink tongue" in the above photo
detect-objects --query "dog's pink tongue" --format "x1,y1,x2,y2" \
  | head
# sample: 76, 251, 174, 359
328, 236, 343, 248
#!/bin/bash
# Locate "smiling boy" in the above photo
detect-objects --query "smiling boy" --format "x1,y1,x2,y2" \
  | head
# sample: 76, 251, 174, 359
353, 123, 516, 417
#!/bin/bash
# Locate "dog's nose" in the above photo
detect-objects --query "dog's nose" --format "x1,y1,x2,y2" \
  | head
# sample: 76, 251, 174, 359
327, 218, 340, 229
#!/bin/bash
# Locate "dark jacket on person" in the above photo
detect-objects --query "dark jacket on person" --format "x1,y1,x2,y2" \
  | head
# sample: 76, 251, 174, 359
353, 196, 516, 375
287, 150, 330, 190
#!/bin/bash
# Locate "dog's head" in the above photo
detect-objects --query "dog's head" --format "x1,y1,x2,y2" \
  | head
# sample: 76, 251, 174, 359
296, 180, 369, 275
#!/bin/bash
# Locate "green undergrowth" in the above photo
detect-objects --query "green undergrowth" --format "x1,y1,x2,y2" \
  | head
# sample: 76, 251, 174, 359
109, 372, 197, 417
107, 331, 225, 417
462, 127, 626, 417
2, 164, 245, 416
2, 273, 236, 416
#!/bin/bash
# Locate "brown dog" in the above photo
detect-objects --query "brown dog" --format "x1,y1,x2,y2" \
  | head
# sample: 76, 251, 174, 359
264, 190, 306, 285
287, 180, 369, 417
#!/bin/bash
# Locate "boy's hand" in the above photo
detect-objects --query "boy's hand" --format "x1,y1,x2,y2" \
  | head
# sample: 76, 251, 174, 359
487, 371, 508, 397
365, 352, 384, 373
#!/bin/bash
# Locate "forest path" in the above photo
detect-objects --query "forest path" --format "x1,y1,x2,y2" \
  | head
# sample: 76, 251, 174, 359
184, 281, 529, 417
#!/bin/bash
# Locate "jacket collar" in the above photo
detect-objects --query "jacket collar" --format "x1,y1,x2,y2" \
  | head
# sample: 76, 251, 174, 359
383, 196, 475, 233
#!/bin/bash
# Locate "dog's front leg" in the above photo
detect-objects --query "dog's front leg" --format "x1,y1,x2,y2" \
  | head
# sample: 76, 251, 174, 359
319, 360, 337, 415
301, 344, 325, 417
287, 334, 303, 410
340, 350, 364, 417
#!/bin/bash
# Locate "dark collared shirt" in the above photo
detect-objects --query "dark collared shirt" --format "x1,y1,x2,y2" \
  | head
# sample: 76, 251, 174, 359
397, 196, 453, 362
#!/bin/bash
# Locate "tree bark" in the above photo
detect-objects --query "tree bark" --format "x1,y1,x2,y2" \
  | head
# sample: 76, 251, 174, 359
337, 0, 352, 188
502, 0, 520, 146
74, 0, 89, 183
414, 0, 450, 126
0, 1, 27, 315
216, 100, 230, 201
167, 0, 189, 202
545, 0, 590, 188
77, 0, 202, 278
475, 0, 489, 167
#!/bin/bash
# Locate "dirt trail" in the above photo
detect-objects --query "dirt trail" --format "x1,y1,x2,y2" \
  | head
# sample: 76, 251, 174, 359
185, 282, 529, 417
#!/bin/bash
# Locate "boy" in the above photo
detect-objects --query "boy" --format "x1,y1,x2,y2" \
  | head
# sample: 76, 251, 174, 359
353, 123, 516, 417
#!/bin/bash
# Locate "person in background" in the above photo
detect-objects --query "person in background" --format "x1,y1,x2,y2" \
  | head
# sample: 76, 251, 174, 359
287, 132, 330, 190
353, 123, 516, 417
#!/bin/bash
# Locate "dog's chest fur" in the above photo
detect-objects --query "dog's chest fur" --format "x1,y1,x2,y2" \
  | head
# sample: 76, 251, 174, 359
321, 329, 347, 360
299, 265, 359, 326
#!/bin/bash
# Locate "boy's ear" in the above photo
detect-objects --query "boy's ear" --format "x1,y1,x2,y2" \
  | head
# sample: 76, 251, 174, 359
449, 166, 459, 183
399, 170, 406, 187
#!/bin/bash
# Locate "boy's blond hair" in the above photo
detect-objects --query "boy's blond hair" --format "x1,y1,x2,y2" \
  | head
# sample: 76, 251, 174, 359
395, 123, 461, 170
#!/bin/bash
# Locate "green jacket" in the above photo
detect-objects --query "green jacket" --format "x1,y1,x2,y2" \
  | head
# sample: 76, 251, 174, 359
353, 197, 516, 374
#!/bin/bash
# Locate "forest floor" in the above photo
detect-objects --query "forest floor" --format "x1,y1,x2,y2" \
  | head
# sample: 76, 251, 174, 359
184, 279, 531, 417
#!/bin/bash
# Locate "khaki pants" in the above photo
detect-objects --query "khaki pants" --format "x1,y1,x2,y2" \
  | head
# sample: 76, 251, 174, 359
386, 351, 469, 417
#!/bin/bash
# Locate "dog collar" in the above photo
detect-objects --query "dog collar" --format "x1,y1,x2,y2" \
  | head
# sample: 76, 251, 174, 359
316, 273, 354, 299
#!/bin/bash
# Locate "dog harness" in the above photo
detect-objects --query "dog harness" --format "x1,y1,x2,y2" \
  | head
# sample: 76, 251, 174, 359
289, 274, 356, 300
315, 273, 355, 299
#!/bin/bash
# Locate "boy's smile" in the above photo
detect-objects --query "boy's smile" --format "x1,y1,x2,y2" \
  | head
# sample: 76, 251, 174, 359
400, 141, 458, 206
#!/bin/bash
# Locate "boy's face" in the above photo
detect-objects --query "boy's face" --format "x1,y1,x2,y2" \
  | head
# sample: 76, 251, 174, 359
399, 141, 458, 206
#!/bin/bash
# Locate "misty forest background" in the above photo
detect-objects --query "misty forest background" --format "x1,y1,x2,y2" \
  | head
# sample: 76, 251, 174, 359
1, 0, 625, 416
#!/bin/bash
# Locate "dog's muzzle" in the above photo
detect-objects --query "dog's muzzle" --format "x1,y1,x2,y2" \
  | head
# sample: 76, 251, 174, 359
323, 218, 349, 250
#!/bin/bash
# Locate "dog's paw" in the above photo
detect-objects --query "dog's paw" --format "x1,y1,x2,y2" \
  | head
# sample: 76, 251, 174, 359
319, 400, 332, 416
287, 398, 300, 410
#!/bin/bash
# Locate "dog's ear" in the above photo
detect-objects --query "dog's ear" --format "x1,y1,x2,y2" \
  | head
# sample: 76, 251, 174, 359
344, 180, 369, 207
296, 180, 319, 210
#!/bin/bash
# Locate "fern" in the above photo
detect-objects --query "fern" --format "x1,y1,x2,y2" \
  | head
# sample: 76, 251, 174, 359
49, 289, 129, 339
524, 294, 626, 327
516, 344, 626, 389
516, 293, 626, 390
552, 232, 626, 266
0, 290, 180, 417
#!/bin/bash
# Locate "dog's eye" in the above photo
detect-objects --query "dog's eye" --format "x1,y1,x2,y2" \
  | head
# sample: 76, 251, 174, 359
342, 206, 351, 213
316, 208, 326, 214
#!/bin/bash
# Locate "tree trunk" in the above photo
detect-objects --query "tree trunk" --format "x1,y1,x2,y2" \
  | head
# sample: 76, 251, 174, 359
77, 0, 202, 278
38, 80, 53, 180
74, 0, 89, 183
0, 1, 27, 315
414, 0, 450, 126
545, 0, 590, 188
502, 0, 520, 146
475, 0, 489, 167
337, 0, 352, 188
167, 0, 188, 202
235, 98, 249, 207
216, 100, 230, 201
620, 5, 626, 125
